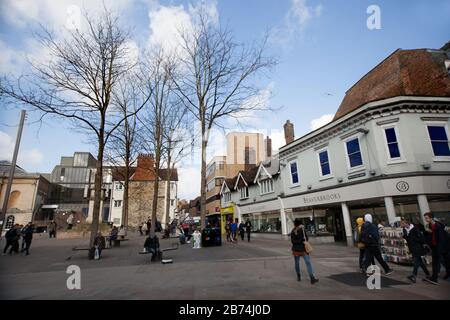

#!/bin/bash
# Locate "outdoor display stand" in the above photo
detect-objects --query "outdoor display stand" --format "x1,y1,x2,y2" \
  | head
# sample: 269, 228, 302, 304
380, 227, 431, 265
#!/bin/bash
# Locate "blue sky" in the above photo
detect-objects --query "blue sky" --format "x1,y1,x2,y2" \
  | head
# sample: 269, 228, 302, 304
0, 0, 449, 200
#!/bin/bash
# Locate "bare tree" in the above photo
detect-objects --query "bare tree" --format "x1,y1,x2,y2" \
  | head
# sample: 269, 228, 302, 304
138, 50, 179, 233
0, 9, 146, 248
104, 76, 146, 228
173, 11, 276, 227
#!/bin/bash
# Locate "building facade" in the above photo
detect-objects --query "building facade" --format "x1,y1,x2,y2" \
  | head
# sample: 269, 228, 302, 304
221, 45, 450, 245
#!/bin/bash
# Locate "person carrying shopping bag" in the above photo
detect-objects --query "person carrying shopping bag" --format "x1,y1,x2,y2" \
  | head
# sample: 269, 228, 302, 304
291, 219, 319, 284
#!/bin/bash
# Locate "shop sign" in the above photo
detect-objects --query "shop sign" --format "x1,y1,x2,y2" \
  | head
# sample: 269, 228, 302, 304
302, 193, 342, 204
395, 181, 409, 192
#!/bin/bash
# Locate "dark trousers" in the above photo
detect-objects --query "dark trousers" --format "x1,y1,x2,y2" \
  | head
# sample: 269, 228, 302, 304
364, 246, 390, 273
430, 247, 450, 281
246, 231, 251, 242
240, 231, 245, 241
3, 240, 12, 253
411, 254, 429, 277
22, 238, 32, 255
359, 248, 375, 269
49, 231, 56, 238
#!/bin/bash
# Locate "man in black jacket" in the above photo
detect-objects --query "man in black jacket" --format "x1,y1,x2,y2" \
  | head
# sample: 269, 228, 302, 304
423, 212, 450, 285
144, 232, 161, 262
361, 214, 394, 276
21, 222, 34, 255
401, 218, 430, 283
3, 224, 20, 255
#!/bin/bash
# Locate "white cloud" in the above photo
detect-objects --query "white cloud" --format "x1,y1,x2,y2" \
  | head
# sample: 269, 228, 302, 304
310, 113, 334, 131
0, 131, 44, 170
147, 0, 218, 57
177, 165, 201, 200
270, 0, 323, 47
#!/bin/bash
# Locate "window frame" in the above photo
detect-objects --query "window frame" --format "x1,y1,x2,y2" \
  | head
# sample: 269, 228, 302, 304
288, 159, 300, 187
381, 124, 405, 164
239, 186, 249, 200
425, 121, 450, 161
114, 200, 122, 207
343, 134, 365, 171
259, 178, 274, 195
316, 147, 333, 179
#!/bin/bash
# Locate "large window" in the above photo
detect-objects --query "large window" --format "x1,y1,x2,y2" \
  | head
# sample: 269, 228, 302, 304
384, 126, 402, 160
317, 149, 331, 177
289, 161, 299, 185
427, 124, 450, 158
243, 212, 281, 233
239, 187, 249, 199
259, 179, 274, 195
345, 137, 363, 169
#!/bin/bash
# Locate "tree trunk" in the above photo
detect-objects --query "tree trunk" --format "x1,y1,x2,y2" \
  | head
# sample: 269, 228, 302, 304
122, 164, 129, 228
89, 131, 104, 248
200, 124, 207, 228
151, 155, 160, 234
164, 141, 172, 227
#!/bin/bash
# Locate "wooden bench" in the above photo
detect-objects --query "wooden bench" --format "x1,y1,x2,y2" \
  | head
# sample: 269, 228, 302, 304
112, 238, 129, 247
72, 246, 110, 251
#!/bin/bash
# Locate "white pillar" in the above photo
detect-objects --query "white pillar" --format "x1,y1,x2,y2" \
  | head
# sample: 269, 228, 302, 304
285, 208, 294, 236
340, 202, 353, 246
278, 197, 288, 236
417, 194, 429, 225
234, 204, 241, 223
384, 196, 397, 225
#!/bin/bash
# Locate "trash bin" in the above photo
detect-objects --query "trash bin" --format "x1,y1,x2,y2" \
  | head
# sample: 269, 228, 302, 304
201, 228, 221, 247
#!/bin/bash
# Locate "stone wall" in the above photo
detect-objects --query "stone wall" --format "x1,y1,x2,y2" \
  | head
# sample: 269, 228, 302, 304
128, 180, 167, 227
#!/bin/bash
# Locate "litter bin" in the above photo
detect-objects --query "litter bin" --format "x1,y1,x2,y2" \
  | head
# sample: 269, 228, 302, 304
201, 227, 221, 247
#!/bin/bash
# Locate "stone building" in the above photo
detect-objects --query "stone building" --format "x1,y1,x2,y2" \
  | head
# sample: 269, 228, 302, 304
127, 154, 178, 227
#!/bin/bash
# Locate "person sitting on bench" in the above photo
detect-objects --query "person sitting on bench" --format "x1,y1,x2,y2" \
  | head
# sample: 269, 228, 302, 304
118, 225, 127, 239
144, 232, 161, 261
108, 226, 118, 247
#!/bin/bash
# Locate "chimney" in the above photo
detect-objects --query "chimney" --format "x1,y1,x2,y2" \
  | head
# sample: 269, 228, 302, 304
284, 120, 295, 144
137, 153, 155, 169
265, 136, 272, 159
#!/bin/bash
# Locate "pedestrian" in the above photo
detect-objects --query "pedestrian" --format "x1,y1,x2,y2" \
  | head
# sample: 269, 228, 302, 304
48, 220, 57, 238
361, 213, 394, 276
138, 222, 143, 236
377, 219, 386, 232
400, 217, 430, 283
108, 226, 118, 247
21, 222, 34, 255
225, 220, 231, 242
144, 231, 161, 261
93, 231, 106, 259
66, 213, 74, 230
239, 220, 245, 241
423, 212, 450, 285
146, 219, 151, 235
291, 219, 319, 284
355, 217, 374, 272
19, 224, 25, 251
3, 224, 20, 255
245, 219, 252, 242
231, 219, 238, 242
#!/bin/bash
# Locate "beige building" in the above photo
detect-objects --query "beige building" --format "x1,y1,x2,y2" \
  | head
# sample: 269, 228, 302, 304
0, 161, 50, 231
205, 132, 272, 216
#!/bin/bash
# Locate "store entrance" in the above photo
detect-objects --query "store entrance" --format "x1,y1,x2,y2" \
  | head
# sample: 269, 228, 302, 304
325, 208, 346, 242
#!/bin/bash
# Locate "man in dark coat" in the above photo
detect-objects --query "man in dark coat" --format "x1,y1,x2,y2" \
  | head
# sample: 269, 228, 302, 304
144, 232, 161, 261
245, 219, 252, 242
21, 222, 34, 255
3, 224, 20, 255
423, 212, 450, 285
401, 217, 430, 283
361, 214, 394, 275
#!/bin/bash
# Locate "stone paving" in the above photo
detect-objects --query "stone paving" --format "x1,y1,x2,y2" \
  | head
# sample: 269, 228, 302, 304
0, 232, 449, 299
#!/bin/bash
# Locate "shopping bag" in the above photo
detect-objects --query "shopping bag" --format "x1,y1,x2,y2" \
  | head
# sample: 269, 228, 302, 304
303, 227, 313, 254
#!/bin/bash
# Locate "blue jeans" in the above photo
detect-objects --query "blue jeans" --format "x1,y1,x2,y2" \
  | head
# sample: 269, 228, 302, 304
294, 254, 315, 278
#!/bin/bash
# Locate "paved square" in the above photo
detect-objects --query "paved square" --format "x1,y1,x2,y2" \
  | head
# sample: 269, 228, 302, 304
0, 233, 449, 299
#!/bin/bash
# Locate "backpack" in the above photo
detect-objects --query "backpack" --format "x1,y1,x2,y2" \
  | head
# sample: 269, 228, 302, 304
361, 223, 377, 245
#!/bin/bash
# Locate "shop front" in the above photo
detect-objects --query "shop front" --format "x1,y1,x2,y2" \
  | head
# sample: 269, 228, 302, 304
220, 206, 235, 235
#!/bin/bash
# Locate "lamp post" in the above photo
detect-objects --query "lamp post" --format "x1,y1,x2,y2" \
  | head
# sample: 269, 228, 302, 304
0, 110, 26, 236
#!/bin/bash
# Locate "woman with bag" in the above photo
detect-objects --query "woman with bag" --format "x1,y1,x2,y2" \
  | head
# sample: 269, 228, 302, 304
291, 219, 319, 284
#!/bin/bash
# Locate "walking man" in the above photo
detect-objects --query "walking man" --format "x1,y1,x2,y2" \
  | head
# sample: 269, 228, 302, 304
21, 222, 34, 255
239, 220, 245, 241
231, 219, 238, 242
423, 212, 450, 285
48, 220, 57, 238
245, 219, 252, 242
401, 217, 430, 283
361, 213, 394, 276
3, 224, 20, 255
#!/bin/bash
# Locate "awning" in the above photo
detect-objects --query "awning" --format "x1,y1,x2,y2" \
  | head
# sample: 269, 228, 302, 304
42, 204, 58, 209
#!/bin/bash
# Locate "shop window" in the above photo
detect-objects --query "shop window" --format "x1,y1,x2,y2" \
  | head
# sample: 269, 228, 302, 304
239, 187, 249, 199
289, 161, 299, 185
317, 149, 331, 177
345, 137, 364, 169
245, 212, 281, 233
427, 124, 450, 158
383, 126, 401, 160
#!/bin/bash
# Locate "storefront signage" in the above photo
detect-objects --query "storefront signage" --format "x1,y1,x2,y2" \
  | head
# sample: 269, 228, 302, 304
395, 181, 409, 192
302, 193, 342, 204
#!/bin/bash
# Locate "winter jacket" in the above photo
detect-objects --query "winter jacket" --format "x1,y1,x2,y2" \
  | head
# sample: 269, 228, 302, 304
22, 226, 34, 240
291, 227, 308, 253
144, 235, 160, 251
94, 236, 106, 250
424, 221, 450, 254
361, 221, 380, 247
402, 225, 426, 257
